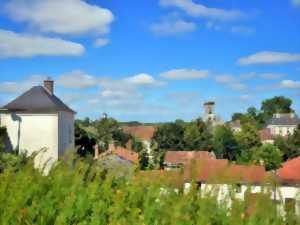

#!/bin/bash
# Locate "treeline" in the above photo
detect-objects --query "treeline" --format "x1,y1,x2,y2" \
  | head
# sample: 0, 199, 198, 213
75, 96, 300, 171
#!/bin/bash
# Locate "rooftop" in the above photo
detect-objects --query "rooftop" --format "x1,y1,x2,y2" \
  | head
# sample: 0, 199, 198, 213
114, 146, 139, 164
122, 125, 156, 141
268, 113, 299, 126
1, 86, 75, 114
277, 156, 300, 184
164, 151, 216, 165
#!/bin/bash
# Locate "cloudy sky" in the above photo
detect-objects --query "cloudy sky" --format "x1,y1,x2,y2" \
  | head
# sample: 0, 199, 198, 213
0, 0, 300, 122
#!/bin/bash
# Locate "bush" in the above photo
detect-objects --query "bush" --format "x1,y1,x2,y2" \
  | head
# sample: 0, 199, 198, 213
0, 155, 299, 225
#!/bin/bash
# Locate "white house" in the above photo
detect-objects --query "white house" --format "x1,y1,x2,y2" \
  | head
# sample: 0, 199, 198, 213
0, 79, 75, 172
229, 120, 242, 133
267, 113, 299, 137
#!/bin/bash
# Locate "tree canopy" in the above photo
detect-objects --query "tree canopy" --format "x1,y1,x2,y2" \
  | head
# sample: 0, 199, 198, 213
213, 125, 240, 160
252, 144, 283, 171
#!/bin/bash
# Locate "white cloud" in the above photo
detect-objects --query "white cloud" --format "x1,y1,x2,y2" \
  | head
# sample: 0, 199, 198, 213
124, 73, 165, 86
215, 74, 246, 91
231, 26, 255, 36
56, 70, 99, 89
4, 0, 114, 36
0, 75, 46, 93
160, 0, 244, 21
240, 95, 252, 101
0, 29, 84, 58
240, 72, 284, 80
215, 75, 236, 83
280, 80, 300, 89
238, 51, 300, 65
228, 83, 247, 91
150, 17, 196, 36
259, 73, 284, 80
94, 38, 110, 47
166, 91, 200, 105
160, 69, 210, 80
291, 0, 300, 7
205, 21, 222, 31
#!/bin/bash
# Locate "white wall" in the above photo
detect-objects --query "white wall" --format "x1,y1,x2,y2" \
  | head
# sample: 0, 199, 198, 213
58, 111, 74, 156
267, 125, 297, 136
184, 182, 300, 216
0, 113, 58, 171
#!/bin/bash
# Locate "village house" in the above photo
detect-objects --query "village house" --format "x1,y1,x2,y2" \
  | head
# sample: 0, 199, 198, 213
182, 158, 300, 216
0, 79, 75, 172
259, 129, 275, 144
122, 125, 156, 154
229, 120, 242, 133
164, 150, 216, 169
266, 113, 299, 137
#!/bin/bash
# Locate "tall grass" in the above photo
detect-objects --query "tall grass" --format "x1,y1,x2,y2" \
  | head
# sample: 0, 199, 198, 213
0, 154, 299, 225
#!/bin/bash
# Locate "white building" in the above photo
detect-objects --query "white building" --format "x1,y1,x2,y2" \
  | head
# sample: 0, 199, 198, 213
229, 120, 242, 133
0, 79, 75, 172
267, 113, 299, 137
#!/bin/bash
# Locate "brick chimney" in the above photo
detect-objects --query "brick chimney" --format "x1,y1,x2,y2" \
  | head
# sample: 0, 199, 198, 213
44, 78, 54, 95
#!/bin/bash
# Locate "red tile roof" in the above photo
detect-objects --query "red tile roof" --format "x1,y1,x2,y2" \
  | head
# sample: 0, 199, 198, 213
184, 159, 228, 181
114, 147, 139, 164
123, 126, 156, 141
227, 165, 267, 184
164, 151, 216, 164
277, 156, 300, 183
184, 160, 267, 184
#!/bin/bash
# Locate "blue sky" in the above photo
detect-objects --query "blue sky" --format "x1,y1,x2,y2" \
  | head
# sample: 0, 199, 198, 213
0, 0, 300, 122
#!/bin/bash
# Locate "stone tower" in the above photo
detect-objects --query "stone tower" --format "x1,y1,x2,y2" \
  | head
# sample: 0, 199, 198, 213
203, 101, 216, 122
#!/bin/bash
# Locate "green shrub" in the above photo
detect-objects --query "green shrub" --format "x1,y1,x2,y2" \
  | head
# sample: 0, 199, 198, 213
0, 154, 299, 225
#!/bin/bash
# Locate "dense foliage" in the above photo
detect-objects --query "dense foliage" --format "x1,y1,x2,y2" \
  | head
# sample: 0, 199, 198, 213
232, 96, 294, 128
213, 125, 240, 161
0, 157, 299, 225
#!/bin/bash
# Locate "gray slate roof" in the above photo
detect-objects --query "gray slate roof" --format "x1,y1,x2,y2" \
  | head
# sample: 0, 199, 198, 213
268, 115, 299, 126
1, 86, 75, 114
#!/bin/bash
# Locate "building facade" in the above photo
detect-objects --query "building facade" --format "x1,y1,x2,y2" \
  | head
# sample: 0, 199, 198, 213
267, 113, 299, 137
0, 79, 75, 172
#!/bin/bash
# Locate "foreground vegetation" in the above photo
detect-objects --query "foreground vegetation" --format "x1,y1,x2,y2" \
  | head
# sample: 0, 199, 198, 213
0, 153, 299, 225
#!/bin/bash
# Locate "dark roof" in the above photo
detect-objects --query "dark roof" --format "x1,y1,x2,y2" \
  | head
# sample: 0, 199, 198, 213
268, 114, 299, 126
1, 86, 75, 114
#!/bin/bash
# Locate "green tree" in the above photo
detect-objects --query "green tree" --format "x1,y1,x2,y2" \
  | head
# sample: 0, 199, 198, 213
261, 96, 293, 119
212, 125, 240, 160
252, 144, 283, 171
138, 149, 149, 170
152, 120, 185, 150
275, 125, 300, 160
183, 118, 213, 151
95, 117, 130, 148
236, 123, 261, 163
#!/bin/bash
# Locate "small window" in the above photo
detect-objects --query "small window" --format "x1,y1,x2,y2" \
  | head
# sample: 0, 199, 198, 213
236, 184, 242, 193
